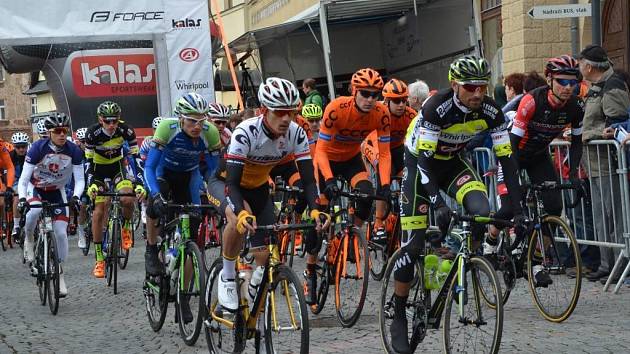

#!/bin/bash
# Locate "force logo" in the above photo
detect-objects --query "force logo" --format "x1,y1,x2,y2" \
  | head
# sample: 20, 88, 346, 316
179, 48, 200, 62
456, 174, 471, 187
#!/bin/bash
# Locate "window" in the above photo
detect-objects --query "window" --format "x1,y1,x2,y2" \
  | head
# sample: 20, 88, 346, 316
0, 99, 5, 120
31, 96, 37, 114
481, 0, 501, 11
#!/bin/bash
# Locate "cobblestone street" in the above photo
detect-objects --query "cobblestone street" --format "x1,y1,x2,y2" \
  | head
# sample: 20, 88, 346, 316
0, 239, 628, 353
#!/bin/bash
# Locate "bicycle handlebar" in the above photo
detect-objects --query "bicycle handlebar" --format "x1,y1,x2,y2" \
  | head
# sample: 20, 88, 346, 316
453, 212, 516, 228
96, 192, 137, 197
523, 181, 585, 209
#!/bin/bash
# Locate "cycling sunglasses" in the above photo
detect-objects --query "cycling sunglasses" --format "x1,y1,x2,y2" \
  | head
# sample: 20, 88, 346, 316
102, 118, 119, 125
358, 90, 380, 99
555, 78, 579, 87
212, 119, 228, 125
14, 144, 28, 149
390, 97, 408, 105
270, 108, 298, 116
51, 127, 69, 135
459, 83, 488, 92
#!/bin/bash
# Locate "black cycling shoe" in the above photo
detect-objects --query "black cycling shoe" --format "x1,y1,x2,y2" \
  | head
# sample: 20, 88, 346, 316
303, 270, 318, 305
145, 247, 164, 276
534, 269, 553, 288
390, 316, 411, 354
371, 228, 388, 245
180, 296, 193, 323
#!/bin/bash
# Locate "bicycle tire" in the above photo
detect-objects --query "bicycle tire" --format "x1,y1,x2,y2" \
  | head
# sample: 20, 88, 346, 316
264, 264, 309, 354
526, 215, 581, 323
205, 258, 247, 354
118, 246, 130, 269
480, 232, 517, 308
36, 234, 47, 305
83, 226, 92, 256
0, 224, 5, 251
46, 231, 60, 315
334, 227, 369, 327
443, 256, 503, 354
144, 246, 169, 332
6, 214, 13, 248
177, 241, 206, 346
367, 223, 387, 281
379, 248, 426, 354
309, 237, 332, 315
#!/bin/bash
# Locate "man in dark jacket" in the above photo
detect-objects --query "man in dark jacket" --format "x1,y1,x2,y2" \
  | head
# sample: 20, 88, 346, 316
578, 44, 630, 284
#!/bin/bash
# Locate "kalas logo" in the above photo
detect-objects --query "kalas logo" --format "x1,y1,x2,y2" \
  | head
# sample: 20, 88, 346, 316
90, 11, 164, 23
172, 18, 202, 28
179, 48, 200, 62
70, 54, 157, 97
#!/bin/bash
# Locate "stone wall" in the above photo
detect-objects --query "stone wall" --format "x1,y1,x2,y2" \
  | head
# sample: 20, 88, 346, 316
0, 72, 32, 141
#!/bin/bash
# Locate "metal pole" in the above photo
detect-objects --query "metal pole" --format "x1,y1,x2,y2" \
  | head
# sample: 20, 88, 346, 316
319, 3, 335, 98
570, 0, 579, 56
592, 0, 601, 45
153, 34, 172, 117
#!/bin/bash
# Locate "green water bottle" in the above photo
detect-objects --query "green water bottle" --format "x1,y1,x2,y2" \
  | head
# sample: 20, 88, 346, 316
437, 259, 453, 287
424, 254, 440, 290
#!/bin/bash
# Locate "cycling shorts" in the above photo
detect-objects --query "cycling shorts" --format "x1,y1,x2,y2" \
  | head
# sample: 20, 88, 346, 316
26, 184, 69, 222
232, 183, 276, 250
91, 160, 133, 204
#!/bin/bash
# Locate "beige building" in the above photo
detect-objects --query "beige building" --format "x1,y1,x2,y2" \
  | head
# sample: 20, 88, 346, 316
0, 69, 33, 141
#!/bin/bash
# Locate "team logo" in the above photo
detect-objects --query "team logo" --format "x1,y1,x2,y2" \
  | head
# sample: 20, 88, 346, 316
179, 48, 200, 62
456, 174, 471, 187
48, 163, 60, 173
418, 204, 428, 214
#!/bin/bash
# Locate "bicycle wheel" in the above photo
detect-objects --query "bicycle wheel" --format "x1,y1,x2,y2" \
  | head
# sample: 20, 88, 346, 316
205, 258, 247, 354
118, 243, 130, 269
0, 224, 5, 251
264, 264, 309, 354
379, 249, 426, 354
443, 256, 503, 354
526, 215, 581, 323
367, 222, 387, 281
334, 227, 369, 327
144, 246, 169, 332
480, 231, 517, 308
177, 241, 206, 346
36, 238, 46, 305
46, 232, 60, 315
6, 214, 13, 248
82, 227, 92, 256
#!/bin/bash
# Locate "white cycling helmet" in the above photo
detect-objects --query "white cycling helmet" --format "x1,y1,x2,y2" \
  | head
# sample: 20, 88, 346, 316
257, 77, 300, 110
75, 127, 88, 141
36, 119, 48, 135
208, 103, 231, 119
152, 116, 165, 129
11, 132, 29, 145
174, 92, 210, 116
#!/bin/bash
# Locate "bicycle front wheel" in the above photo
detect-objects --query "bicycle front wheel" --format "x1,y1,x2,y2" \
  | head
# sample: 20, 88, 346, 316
264, 264, 309, 354
526, 215, 581, 323
334, 227, 369, 327
367, 223, 387, 281
46, 232, 60, 315
443, 256, 503, 354
144, 246, 169, 332
177, 241, 206, 346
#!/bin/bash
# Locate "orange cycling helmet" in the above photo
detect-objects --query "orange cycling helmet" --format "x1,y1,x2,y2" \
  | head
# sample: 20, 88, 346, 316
351, 68, 384, 92
382, 79, 408, 98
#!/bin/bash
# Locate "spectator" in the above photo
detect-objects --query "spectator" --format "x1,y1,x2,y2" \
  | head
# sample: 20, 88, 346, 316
523, 71, 547, 92
302, 78, 324, 109
228, 112, 243, 131
493, 84, 508, 107
578, 44, 630, 284
504, 73, 526, 101
408, 80, 430, 111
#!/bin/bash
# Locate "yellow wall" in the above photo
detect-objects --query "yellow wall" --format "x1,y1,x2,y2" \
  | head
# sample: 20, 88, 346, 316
248, 0, 317, 30
36, 92, 56, 113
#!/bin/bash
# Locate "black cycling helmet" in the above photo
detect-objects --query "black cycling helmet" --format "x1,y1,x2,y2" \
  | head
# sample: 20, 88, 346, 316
43, 112, 70, 129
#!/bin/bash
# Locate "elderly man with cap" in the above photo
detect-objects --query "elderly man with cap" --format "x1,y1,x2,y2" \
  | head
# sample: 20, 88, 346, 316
578, 44, 630, 284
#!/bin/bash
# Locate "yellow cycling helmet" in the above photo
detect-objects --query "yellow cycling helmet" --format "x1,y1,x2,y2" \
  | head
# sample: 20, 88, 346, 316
302, 104, 323, 120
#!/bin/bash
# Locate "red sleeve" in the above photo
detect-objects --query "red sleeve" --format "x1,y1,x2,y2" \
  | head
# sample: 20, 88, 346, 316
511, 94, 536, 138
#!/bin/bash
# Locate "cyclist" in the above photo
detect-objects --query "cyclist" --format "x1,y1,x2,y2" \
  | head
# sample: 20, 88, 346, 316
216, 77, 329, 311
36, 119, 48, 139
85, 101, 145, 278
301, 103, 323, 141
17, 113, 84, 297
208, 102, 232, 146
144, 92, 221, 321
487, 55, 584, 287
73, 127, 90, 249
390, 55, 525, 352
361, 78, 416, 243
306, 68, 391, 304
9, 132, 29, 239
0, 137, 15, 237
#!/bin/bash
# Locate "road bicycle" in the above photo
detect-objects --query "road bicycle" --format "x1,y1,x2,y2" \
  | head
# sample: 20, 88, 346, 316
197, 194, 224, 272
0, 192, 14, 250
380, 212, 508, 353
274, 182, 307, 268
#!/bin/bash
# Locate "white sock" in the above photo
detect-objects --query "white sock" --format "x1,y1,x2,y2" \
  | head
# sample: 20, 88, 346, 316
13, 218, 20, 230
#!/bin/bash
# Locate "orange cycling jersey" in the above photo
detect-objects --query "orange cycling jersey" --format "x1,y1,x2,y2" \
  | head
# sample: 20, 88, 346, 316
0, 141, 15, 190
316, 96, 391, 185
390, 106, 417, 149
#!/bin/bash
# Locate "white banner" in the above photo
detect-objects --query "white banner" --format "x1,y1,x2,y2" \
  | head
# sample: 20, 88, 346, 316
164, 0, 215, 105
0, 0, 170, 44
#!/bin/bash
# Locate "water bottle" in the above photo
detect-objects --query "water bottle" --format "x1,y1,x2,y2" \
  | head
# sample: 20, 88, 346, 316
437, 259, 453, 287
165, 247, 178, 275
424, 254, 440, 290
248, 266, 264, 302
239, 266, 253, 303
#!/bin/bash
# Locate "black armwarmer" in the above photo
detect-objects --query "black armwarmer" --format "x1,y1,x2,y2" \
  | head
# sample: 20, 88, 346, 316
569, 134, 583, 176
225, 161, 246, 215
296, 159, 319, 211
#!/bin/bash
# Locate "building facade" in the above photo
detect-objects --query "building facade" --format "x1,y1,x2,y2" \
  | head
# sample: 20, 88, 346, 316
0, 69, 33, 141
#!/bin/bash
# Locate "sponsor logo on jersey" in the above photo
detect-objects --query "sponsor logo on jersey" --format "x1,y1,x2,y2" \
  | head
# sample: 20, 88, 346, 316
456, 174, 471, 187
